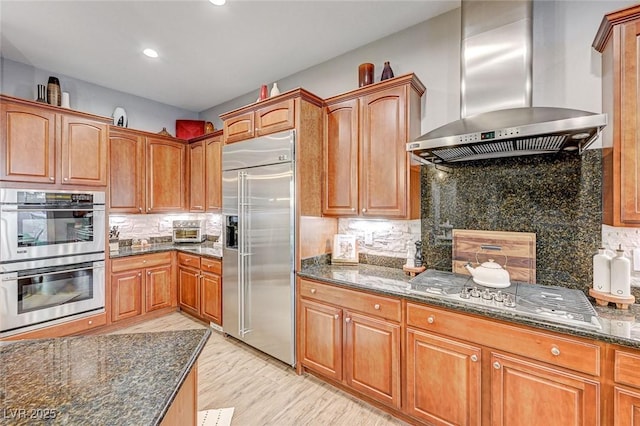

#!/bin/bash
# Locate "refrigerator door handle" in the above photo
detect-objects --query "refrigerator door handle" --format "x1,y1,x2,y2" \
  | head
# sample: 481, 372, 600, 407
239, 171, 252, 338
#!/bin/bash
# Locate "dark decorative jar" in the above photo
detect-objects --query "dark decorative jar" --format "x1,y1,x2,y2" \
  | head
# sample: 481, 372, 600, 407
358, 63, 374, 87
381, 61, 394, 81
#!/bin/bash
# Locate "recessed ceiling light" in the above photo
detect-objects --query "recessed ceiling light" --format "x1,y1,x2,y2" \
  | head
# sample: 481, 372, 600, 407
209, 0, 226, 5
143, 48, 159, 58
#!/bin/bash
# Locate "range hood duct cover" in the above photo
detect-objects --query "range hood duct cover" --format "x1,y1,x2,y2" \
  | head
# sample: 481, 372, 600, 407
408, 0, 607, 163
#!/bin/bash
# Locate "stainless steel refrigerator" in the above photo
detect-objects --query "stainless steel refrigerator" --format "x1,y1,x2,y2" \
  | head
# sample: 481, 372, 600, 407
222, 129, 296, 366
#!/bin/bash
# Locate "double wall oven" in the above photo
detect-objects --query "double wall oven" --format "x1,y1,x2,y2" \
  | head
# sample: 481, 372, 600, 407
0, 189, 106, 336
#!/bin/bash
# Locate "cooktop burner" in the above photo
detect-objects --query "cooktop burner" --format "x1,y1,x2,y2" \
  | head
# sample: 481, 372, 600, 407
407, 269, 601, 330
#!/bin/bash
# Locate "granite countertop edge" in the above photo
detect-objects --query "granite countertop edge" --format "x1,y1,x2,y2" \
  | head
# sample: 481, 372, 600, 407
298, 263, 640, 350
110, 243, 222, 260
154, 328, 212, 425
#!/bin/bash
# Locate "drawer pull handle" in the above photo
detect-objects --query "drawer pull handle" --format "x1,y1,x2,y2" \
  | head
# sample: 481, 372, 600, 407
551, 346, 561, 356
88, 320, 93, 325
493, 361, 501, 370
334, 314, 339, 320
139, 207, 142, 212
310, 288, 316, 294
351, 208, 356, 212
138, 273, 141, 277
362, 208, 367, 213
345, 317, 351, 323
427, 315, 435, 324
374, 304, 381, 310
147, 271, 151, 276
143, 260, 147, 263
49, 176, 55, 181
471, 354, 478, 362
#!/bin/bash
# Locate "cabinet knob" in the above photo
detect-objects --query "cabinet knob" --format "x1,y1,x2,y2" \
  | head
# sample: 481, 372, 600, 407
139, 207, 142, 212
147, 208, 151, 211
351, 208, 356, 212
334, 314, 339, 320
345, 317, 351, 323
550, 346, 561, 356
427, 315, 435, 324
88, 320, 93, 325
471, 354, 478, 362
63, 177, 68, 181
374, 304, 381, 310
49, 176, 55, 181
310, 288, 316, 294
142, 260, 147, 263
147, 271, 151, 276
493, 361, 501, 370
362, 208, 367, 213
138, 273, 141, 277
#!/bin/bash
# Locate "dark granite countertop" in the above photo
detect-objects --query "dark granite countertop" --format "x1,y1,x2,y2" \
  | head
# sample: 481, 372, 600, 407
298, 263, 640, 350
0, 329, 211, 425
110, 243, 222, 260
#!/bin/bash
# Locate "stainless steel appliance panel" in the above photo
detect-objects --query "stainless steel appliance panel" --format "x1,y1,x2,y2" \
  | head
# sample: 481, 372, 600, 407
222, 130, 295, 366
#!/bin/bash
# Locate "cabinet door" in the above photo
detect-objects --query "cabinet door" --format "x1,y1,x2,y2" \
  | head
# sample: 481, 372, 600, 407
109, 129, 145, 213
360, 86, 408, 218
111, 269, 143, 322
200, 272, 222, 325
178, 267, 200, 315
299, 299, 343, 381
205, 134, 222, 211
188, 141, 205, 212
223, 111, 254, 144
146, 137, 186, 212
615, 386, 640, 426
0, 101, 56, 183
60, 114, 108, 186
490, 352, 600, 426
619, 20, 640, 224
323, 99, 359, 216
406, 328, 482, 426
344, 310, 401, 408
145, 265, 173, 313
255, 98, 295, 137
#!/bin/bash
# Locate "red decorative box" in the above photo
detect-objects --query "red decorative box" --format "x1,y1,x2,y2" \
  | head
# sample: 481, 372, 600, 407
176, 120, 205, 139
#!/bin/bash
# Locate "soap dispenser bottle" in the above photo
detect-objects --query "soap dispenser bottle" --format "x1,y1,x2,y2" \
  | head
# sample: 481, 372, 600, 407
611, 245, 631, 297
592, 247, 612, 292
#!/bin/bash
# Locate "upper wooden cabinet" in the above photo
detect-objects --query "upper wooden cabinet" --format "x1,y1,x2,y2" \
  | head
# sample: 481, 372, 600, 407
108, 127, 187, 213
593, 5, 640, 226
188, 130, 222, 212
222, 98, 296, 144
323, 74, 425, 219
1, 95, 109, 187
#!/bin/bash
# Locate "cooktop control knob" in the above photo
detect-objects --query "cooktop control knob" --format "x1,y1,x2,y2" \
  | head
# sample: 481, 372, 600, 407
481, 289, 493, 300
493, 291, 505, 303
503, 294, 516, 308
459, 288, 471, 299
470, 287, 481, 298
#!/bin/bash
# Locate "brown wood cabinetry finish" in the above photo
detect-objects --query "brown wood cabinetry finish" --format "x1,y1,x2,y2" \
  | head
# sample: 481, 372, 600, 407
188, 131, 222, 212
178, 254, 222, 325
255, 98, 295, 137
1, 101, 56, 183
110, 253, 176, 323
223, 111, 254, 144
490, 352, 600, 426
406, 328, 481, 426
614, 386, 640, 426
594, 5, 640, 226
146, 137, 187, 213
323, 74, 424, 219
109, 128, 145, 213
1, 95, 109, 187
298, 278, 402, 409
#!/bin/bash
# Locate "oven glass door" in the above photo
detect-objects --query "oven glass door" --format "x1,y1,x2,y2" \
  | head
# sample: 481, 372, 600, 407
173, 228, 202, 241
0, 256, 105, 334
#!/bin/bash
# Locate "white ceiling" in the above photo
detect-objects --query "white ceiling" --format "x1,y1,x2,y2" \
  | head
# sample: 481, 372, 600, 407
0, 0, 459, 112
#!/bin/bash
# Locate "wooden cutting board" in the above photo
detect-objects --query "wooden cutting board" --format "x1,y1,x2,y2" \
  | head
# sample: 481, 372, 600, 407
452, 229, 536, 283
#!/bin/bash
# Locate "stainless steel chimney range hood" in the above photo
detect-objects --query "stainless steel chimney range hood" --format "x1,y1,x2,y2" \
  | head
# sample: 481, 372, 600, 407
407, 0, 607, 164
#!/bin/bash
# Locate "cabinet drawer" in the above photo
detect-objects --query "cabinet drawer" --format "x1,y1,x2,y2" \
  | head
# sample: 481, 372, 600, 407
201, 257, 221, 275
178, 252, 201, 269
300, 279, 401, 322
406, 302, 600, 376
615, 350, 640, 388
111, 252, 172, 273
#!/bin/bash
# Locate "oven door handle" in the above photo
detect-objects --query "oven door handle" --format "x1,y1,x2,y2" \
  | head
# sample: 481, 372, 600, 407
5, 265, 102, 281
0, 208, 103, 212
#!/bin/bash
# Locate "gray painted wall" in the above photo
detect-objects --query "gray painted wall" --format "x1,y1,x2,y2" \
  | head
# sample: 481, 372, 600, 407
0, 57, 198, 133
200, 0, 637, 144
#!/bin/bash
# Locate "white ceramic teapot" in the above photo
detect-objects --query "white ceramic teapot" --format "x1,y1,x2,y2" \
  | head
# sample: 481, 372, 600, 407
465, 254, 511, 288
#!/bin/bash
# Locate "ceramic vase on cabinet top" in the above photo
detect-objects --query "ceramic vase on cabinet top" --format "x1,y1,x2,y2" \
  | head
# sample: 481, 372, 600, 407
270, 82, 280, 97
358, 63, 374, 87
112, 107, 128, 127
381, 61, 394, 81
47, 76, 61, 106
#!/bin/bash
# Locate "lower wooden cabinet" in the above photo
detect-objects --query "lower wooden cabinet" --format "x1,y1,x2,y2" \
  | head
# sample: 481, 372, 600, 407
406, 328, 481, 426
298, 278, 402, 409
178, 253, 222, 325
110, 252, 175, 323
614, 386, 640, 426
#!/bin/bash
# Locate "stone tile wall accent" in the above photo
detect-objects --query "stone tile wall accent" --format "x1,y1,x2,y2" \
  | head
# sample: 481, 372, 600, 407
420, 150, 602, 293
337, 218, 421, 262
109, 213, 222, 241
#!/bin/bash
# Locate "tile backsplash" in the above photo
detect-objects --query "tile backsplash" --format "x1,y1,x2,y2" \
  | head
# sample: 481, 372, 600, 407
338, 218, 421, 261
420, 150, 602, 293
602, 224, 640, 287
109, 213, 222, 240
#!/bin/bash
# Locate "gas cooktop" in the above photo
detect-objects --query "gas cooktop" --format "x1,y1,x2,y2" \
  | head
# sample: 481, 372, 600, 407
407, 269, 601, 330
